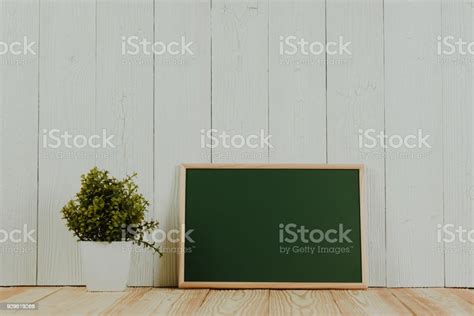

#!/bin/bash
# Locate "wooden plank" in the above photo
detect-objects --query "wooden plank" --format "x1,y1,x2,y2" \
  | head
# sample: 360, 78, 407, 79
269, 290, 340, 315
0, 288, 473, 314
432, 288, 474, 312
212, 0, 269, 163
30, 287, 127, 315
100, 288, 152, 315
448, 289, 474, 305
384, 0, 444, 287
102, 289, 210, 316
167, 289, 210, 316
326, 0, 385, 287
391, 288, 473, 316
332, 289, 411, 315
196, 290, 269, 316
441, 0, 474, 288
0, 288, 25, 302
38, 0, 96, 285
96, 0, 154, 287
100, 289, 185, 315
469, 1, 474, 288
0, 0, 38, 285
470, 0, 474, 289
0, 287, 60, 303
268, 0, 326, 163
154, 0, 211, 287
102, 288, 208, 316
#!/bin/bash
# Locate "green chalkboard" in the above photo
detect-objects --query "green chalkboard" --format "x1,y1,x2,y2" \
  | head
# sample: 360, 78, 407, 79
178, 164, 367, 289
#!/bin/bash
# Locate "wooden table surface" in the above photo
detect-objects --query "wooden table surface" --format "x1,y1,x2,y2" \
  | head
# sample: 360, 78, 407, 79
0, 287, 472, 315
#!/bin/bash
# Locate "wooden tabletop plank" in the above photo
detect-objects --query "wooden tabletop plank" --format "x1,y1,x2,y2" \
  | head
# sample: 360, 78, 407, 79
31, 287, 128, 315
195, 290, 269, 316
332, 289, 412, 315
0, 287, 471, 315
0, 288, 28, 302
270, 290, 341, 315
101, 288, 184, 315
167, 289, 209, 316
447, 288, 474, 305
0, 287, 60, 303
100, 287, 152, 315
423, 288, 473, 315
390, 288, 473, 316
101, 288, 208, 316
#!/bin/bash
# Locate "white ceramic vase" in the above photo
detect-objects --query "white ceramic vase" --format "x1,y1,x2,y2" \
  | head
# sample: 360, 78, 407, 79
80, 241, 132, 292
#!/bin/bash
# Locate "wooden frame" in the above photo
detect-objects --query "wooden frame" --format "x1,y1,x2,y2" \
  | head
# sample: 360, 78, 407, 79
178, 164, 368, 289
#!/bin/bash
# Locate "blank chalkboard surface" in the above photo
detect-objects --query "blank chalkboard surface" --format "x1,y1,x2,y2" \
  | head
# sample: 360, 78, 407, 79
178, 164, 367, 289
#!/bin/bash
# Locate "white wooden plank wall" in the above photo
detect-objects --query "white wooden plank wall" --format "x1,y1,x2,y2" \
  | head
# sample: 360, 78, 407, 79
212, 0, 269, 164
268, 0, 326, 163
0, 0, 38, 285
326, 0, 386, 286
385, 0, 444, 287
441, 0, 473, 287
96, 0, 154, 286
0, 0, 472, 287
37, 0, 96, 285
471, 0, 474, 288
154, 0, 211, 287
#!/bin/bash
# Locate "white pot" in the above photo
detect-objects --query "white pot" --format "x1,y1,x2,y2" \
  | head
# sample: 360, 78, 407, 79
80, 241, 132, 292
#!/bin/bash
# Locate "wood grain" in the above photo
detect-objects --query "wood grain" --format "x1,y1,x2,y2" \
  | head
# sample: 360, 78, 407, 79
384, 0, 444, 287
154, 0, 211, 287
270, 290, 341, 315
441, 0, 474, 288
38, 0, 96, 285
0, 0, 39, 285
268, 0, 326, 163
96, 0, 154, 287
0, 287, 60, 303
101, 288, 209, 316
103, 288, 183, 315
167, 289, 210, 315
100, 288, 152, 315
332, 289, 412, 315
212, 0, 269, 163
196, 290, 269, 316
29, 287, 127, 315
2, 288, 470, 315
326, 0, 386, 287
447, 288, 474, 305
391, 288, 473, 316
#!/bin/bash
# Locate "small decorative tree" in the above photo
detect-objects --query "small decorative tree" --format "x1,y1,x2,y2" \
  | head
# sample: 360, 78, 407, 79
62, 167, 162, 255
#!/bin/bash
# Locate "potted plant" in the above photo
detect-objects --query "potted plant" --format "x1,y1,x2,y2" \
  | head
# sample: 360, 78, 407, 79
62, 167, 162, 291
